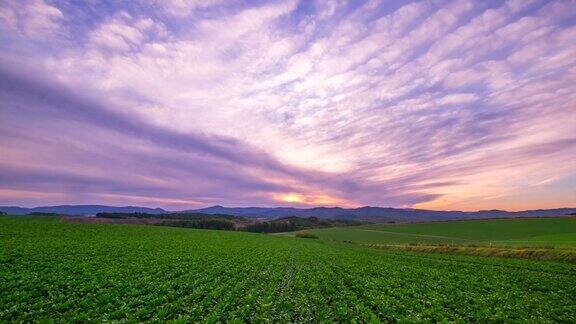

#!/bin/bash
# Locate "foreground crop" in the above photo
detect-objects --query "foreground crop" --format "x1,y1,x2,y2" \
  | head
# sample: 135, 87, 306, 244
1, 216, 575, 322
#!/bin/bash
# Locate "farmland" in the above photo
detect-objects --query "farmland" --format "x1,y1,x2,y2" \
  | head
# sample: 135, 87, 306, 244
294, 217, 576, 263
1, 216, 576, 322
300, 217, 576, 246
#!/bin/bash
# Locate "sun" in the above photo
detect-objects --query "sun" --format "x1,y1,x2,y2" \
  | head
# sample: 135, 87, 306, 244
279, 193, 305, 203
272, 192, 356, 207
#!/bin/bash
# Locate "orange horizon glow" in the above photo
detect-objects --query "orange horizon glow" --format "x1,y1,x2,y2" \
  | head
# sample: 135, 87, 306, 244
272, 192, 358, 208
2, 188, 574, 212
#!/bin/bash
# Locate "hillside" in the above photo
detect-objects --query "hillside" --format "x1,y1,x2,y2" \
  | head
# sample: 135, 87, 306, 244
301, 217, 576, 246
1, 215, 575, 322
293, 217, 576, 263
0, 205, 167, 216
191, 206, 576, 221
67, 212, 363, 233
2, 204, 575, 223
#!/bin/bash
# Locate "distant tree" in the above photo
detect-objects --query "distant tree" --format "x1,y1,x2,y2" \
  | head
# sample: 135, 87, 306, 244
96, 212, 155, 219
243, 216, 364, 233
244, 221, 295, 233
96, 212, 246, 221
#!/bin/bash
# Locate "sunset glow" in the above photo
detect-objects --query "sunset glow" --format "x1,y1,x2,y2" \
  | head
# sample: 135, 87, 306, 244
277, 193, 305, 204
272, 192, 354, 207
0, 0, 575, 210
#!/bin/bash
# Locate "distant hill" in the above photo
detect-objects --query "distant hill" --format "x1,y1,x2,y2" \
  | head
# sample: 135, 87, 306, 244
187, 206, 576, 223
1, 204, 575, 222
0, 205, 167, 216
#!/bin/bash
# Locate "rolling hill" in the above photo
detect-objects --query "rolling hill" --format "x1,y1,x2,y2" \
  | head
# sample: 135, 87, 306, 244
299, 217, 576, 247
191, 205, 576, 222
1, 204, 575, 222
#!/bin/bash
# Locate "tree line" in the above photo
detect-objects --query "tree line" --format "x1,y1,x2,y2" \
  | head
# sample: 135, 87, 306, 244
95, 212, 364, 233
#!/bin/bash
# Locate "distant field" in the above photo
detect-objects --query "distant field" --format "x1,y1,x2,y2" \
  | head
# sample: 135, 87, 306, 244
1, 216, 576, 322
300, 217, 576, 247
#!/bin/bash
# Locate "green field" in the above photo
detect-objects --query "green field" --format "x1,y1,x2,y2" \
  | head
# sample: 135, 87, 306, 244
1, 216, 576, 322
300, 217, 576, 246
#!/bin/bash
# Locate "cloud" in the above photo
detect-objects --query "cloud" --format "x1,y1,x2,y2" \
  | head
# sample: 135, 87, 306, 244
88, 13, 166, 54
0, 0, 575, 210
0, 0, 63, 38
143, 0, 229, 17
437, 93, 479, 105
0, 62, 382, 207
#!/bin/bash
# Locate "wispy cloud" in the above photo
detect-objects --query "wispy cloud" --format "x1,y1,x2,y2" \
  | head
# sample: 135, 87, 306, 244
0, 0, 64, 38
0, 0, 575, 210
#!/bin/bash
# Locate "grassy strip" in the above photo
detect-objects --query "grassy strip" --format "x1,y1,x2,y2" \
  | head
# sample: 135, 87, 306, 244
364, 243, 576, 263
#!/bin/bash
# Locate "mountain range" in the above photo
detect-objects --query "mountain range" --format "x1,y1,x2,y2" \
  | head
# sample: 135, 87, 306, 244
0, 205, 166, 216
1, 204, 575, 223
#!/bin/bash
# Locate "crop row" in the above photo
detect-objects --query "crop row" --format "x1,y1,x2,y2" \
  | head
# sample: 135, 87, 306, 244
1, 216, 575, 322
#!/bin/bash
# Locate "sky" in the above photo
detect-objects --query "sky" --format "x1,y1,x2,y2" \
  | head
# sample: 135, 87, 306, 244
0, 0, 575, 211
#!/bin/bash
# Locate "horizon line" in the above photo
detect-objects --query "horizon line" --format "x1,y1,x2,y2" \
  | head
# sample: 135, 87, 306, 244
2, 203, 575, 214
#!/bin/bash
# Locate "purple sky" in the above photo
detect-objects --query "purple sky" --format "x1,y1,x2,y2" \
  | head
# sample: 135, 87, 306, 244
0, 0, 575, 210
